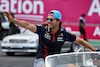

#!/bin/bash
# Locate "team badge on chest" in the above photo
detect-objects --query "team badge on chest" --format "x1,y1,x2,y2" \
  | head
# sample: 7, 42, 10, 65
44, 32, 51, 40
57, 33, 64, 42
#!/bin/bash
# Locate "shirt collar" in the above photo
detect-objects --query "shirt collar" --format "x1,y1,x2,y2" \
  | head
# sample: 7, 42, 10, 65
47, 26, 64, 34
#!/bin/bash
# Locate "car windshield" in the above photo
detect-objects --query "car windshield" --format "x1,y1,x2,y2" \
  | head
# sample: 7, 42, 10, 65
23, 29, 35, 34
45, 52, 100, 67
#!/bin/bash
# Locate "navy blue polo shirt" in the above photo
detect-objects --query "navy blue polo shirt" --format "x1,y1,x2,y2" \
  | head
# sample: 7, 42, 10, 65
35, 24, 76, 59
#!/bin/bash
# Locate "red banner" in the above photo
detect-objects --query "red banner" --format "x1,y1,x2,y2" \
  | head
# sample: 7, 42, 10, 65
62, 25, 100, 40
0, 0, 100, 24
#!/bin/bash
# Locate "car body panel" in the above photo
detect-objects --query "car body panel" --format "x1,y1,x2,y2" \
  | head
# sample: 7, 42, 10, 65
1, 29, 39, 54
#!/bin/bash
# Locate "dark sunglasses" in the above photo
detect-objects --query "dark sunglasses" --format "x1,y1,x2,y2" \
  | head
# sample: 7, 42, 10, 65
46, 18, 56, 22
91, 55, 100, 60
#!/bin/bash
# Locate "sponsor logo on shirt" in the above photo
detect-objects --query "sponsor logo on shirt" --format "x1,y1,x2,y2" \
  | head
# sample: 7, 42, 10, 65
44, 32, 51, 40
57, 33, 64, 42
57, 37, 64, 41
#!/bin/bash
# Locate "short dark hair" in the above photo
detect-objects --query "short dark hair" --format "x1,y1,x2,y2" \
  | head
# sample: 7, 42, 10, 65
81, 14, 85, 17
91, 53, 100, 56
49, 12, 54, 14
56, 19, 62, 27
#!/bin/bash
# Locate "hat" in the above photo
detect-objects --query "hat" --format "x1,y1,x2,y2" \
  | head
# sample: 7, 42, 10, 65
48, 10, 62, 20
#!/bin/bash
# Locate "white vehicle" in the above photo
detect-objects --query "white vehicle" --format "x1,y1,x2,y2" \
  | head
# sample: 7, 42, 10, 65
45, 48, 100, 67
1, 29, 39, 56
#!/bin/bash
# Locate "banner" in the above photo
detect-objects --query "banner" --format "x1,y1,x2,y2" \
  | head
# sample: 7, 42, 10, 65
0, 0, 100, 24
62, 25, 100, 40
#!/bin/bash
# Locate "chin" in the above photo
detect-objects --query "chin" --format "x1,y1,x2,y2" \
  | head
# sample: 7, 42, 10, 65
48, 26, 52, 29
94, 63, 98, 65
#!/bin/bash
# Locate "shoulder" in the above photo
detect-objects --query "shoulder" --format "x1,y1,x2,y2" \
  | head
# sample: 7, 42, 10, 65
60, 26, 66, 32
36, 24, 48, 29
79, 16, 84, 20
42, 24, 48, 29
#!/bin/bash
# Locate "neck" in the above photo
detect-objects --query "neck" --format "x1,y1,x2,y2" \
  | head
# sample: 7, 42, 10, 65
51, 26, 59, 34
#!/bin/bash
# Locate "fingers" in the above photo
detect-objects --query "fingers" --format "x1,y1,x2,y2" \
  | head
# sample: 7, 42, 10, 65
3, 11, 9, 15
3, 11, 12, 19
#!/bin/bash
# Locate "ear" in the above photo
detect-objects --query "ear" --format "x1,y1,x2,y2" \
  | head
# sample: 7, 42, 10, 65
57, 20, 60, 23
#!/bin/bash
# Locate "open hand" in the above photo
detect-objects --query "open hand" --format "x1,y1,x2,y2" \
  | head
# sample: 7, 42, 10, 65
3, 11, 13, 21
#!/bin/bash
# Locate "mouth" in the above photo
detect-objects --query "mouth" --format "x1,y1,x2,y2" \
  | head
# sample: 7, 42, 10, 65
48, 23, 51, 26
94, 61, 99, 65
48, 23, 52, 26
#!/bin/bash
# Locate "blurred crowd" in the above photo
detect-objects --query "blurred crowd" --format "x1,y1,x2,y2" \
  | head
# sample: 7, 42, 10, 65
0, 12, 20, 40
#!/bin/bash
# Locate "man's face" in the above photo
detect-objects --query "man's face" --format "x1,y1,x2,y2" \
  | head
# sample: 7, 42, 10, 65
46, 15, 59, 29
92, 55, 100, 66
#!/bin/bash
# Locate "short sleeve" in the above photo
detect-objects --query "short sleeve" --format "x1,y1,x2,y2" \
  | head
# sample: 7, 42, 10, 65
35, 25, 45, 35
65, 32, 76, 42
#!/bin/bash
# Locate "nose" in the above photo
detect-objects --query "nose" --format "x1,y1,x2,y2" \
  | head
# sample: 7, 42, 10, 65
94, 58, 98, 60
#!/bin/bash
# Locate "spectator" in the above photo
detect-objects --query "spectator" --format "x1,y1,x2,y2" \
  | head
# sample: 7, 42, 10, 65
67, 53, 100, 67
79, 14, 87, 41
0, 12, 2, 31
91, 53, 100, 67
0, 12, 3, 40
8, 13, 20, 35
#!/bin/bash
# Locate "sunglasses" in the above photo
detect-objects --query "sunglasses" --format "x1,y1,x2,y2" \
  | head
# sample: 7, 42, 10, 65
91, 55, 100, 60
46, 18, 56, 22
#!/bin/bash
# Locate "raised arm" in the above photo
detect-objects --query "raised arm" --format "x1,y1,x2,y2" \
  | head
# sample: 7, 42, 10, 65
74, 37, 95, 51
3, 11, 37, 33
